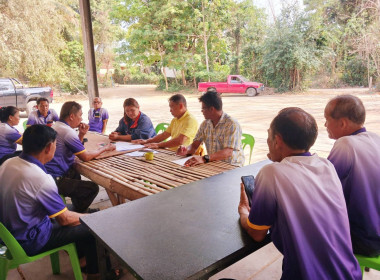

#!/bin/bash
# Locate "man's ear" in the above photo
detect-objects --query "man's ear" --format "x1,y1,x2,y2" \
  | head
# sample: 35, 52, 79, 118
274, 134, 284, 149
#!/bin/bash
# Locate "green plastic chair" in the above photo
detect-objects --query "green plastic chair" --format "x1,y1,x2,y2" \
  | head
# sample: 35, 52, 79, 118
0, 222, 83, 280
23, 120, 27, 130
355, 254, 380, 279
155, 122, 169, 134
241, 133, 255, 164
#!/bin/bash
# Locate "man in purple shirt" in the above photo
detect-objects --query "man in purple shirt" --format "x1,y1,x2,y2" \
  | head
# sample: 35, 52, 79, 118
238, 107, 361, 279
26, 97, 59, 127
0, 125, 99, 278
45, 101, 115, 213
325, 95, 380, 257
88, 97, 109, 134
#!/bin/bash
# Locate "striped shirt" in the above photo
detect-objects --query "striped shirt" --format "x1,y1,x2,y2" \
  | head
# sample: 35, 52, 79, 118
194, 112, 244, 166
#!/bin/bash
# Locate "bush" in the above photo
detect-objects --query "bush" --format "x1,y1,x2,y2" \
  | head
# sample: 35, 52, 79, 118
342, 58, 368, 86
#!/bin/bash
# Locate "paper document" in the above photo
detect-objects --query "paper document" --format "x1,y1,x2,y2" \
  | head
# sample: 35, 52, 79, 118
115, 142, 144, 151
172, 156, 193, 166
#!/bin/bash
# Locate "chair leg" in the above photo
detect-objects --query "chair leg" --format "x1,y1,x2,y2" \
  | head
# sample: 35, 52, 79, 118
66, 246, 83, 280
360, 265, 365, 279
50, 252, 61, 274
0, 258, 9, 280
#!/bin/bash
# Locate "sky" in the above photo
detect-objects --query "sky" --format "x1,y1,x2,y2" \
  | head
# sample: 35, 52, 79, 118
253, 0, 304, 21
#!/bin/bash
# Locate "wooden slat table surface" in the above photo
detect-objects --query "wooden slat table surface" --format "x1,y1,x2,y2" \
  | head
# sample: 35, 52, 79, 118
75, 132, 236, 205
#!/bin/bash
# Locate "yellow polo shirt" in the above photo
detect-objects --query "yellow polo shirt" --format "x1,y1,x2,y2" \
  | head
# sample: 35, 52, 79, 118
165, 110, 198, 151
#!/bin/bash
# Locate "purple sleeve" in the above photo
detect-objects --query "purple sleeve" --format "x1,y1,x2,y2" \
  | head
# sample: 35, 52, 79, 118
52, 110, 59, 121
102, 109, 109, 120
64, 133, 86, 154
248, 168, 277, 227
27, 114, 37, 125
327, 139, 353, 187
36, 183, 66, 217
5, 130, 22, 142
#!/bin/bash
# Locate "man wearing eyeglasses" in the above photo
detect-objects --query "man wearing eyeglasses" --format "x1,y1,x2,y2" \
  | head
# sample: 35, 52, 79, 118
88, 97, 109, 134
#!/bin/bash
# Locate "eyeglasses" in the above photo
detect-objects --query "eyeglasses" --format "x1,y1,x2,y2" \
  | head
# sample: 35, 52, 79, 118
93, 101, 101, 104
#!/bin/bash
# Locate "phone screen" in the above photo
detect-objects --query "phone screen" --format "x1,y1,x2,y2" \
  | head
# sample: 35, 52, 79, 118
241, 175, 255, 207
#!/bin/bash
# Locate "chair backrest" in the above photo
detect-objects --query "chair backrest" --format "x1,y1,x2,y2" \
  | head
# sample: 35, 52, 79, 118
23, 120, 27, 130
241, 133, 255, 164
155, 123, 169, 134
0, 222, 28, 261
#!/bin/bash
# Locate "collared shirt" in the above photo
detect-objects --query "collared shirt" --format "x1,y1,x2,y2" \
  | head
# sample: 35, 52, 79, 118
194, 112, 244, 166
88, 108, 109, 133
328, 127, 380, 255
165, 110, 198, 151
0, 154, 67, 255
248, 154, 361, 280
45, 121, 86, 177
0, 123, 22, 159
115, 111, 156, 140
27, 109, 59, 127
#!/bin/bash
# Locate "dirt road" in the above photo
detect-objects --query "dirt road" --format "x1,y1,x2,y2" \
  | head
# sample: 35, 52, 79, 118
20, 85, 380, 164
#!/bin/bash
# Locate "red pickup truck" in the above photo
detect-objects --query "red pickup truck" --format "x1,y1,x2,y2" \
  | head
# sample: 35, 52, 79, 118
198, 75, 264, 97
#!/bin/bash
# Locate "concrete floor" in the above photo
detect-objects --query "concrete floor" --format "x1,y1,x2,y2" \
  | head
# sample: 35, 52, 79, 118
6, 86, 380, 279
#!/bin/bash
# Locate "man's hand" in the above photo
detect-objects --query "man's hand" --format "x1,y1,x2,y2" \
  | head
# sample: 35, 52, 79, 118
78, 123, 89, 135
145, 143, 159, 149
109, 132, 119, 141
132, 139, 146, 144
176, 145, 187, 156
184, 155, 204, 167
238, 183, 250, 217
103, 143, 116, 152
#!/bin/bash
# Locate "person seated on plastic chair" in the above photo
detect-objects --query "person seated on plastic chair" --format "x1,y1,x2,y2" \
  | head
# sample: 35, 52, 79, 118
325, 95, 380, 257
0, 125, 101, 279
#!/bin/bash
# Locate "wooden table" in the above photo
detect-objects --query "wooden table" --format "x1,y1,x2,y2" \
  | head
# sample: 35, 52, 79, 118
75, 132, 236, 205
80, 159, 271, 280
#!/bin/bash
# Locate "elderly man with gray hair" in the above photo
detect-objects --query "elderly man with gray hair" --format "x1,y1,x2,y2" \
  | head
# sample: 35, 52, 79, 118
325, 94, 380, 257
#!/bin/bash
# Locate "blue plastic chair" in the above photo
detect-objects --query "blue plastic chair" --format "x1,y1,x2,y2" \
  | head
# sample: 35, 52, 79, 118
0, 222, 83, 280
241, 133, 255, 164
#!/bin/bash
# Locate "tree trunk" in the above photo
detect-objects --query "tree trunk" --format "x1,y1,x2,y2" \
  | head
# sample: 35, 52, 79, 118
202, 0, 210, 82
182, 70, 186, 86
162, 67, 168, 90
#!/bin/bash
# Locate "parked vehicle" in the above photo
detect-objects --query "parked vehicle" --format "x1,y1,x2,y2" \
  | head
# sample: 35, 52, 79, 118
198, 75, 264, 97
0, 78, 53, 116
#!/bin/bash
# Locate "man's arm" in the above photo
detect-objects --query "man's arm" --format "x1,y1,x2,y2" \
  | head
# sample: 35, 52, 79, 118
133, 131, 170, 145
76, 143, 115, 162
184, 147, 233, 167
146, 133, 187, 149
55, 209, 86, 226
238, 184, 268, 242
177, 140, 202, 156
102, 119, 108, 134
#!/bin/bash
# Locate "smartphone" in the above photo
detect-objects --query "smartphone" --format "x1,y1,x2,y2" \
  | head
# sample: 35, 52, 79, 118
241, 175, 255, 207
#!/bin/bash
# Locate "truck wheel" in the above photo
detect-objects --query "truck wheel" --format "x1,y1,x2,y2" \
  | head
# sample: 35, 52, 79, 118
26, 101, 37, 116
246, 87, 257, 97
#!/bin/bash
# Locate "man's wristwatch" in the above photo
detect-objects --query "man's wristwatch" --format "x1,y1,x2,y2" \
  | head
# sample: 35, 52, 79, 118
203, 155, 210, 163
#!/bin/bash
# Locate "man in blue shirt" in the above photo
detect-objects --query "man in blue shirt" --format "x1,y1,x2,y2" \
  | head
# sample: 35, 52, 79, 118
238, 107, 361, 279
0, 125, 99, 278
325, 95, 380, 257
26, 97, 59, 127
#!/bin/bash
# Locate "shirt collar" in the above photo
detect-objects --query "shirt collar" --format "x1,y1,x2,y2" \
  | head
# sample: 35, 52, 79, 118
177, 110, 189, 121
37, 110, 51, 118
19, 152, 48, 174
293, 152, 312, 157
351, 127, 366, 135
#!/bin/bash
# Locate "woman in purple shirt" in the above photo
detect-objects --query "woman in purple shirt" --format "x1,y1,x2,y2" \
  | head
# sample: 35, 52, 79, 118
109, 98, 156, 141
0, 106, 23, 165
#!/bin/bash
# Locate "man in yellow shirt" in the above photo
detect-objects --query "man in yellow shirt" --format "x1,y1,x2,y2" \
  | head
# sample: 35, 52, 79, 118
133, 94, 198, 151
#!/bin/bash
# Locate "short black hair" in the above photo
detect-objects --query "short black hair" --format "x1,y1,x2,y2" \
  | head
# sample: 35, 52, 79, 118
37, 97, 49, 105
0, 106, 19, 123
60, 101, 82, 120
328, 95, 366, 125
169, 94, 187, 107
270, 107, 318, 151
23, 125, 57, 154
199, 91, 223, 111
